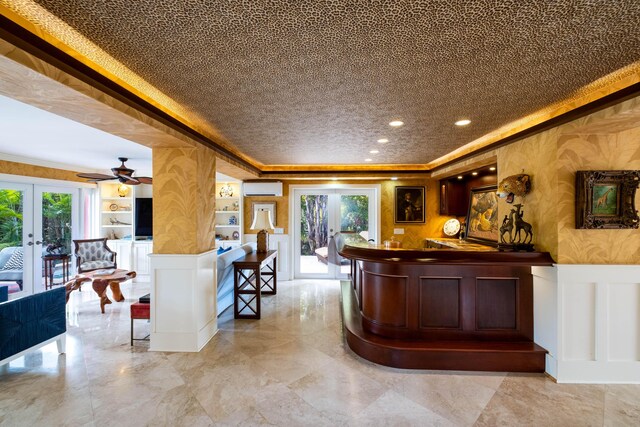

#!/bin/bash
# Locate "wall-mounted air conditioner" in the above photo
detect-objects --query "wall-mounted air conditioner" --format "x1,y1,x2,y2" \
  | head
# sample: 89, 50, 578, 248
243, 181, 283, 197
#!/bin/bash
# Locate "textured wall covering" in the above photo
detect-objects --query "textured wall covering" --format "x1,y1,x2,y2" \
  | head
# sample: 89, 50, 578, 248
0, 159, 86, 182
457, 95, 640, 264
153, 146, 216, 254
556, 127, 640, 264
4, 0, 640, 168
497, 129, 560, 261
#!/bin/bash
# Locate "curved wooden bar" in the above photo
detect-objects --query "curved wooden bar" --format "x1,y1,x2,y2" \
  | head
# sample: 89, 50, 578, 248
337, 235, 554, 372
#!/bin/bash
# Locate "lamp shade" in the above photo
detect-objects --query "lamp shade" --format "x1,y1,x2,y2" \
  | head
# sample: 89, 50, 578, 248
250, 209, 274, 230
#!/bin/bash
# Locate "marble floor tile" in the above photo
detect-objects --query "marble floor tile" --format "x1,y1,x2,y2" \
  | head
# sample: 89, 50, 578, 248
476, 373, 606, 426
1, 279, 639, 426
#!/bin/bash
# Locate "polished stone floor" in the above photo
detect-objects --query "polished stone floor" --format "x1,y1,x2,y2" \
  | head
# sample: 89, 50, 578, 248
1, 279, 639, 426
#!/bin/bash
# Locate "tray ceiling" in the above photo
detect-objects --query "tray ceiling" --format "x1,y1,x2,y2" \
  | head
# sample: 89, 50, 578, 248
23, 0, 640, 167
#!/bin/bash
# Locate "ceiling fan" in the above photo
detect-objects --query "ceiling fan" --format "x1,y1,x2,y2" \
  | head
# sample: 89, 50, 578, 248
77, 157, 152, 185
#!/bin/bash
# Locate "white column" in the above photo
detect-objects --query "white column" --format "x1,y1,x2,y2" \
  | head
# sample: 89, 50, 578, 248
149, 250, 217, 352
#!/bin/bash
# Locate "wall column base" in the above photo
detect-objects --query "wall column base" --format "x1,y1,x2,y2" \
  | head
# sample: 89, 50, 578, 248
149, 250, 217, 352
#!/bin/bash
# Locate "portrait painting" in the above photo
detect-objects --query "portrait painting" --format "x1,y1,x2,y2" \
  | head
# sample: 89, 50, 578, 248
394, 186, 425, 223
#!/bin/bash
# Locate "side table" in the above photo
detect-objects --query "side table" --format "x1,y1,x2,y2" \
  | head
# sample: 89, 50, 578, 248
233, 250, 277, 319
43, 254, 71, 290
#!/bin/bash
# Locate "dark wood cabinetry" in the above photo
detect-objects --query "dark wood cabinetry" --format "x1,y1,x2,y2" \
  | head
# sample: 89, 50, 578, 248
439, 173, 498, 216
439, 179, 467, 216
338, 241, 554, 372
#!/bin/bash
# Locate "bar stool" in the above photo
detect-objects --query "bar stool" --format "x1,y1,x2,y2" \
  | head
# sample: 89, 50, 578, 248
130, 302, 150, 345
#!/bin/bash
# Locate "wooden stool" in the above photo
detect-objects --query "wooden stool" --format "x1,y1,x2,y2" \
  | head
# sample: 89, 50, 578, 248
130, 302, 150, 345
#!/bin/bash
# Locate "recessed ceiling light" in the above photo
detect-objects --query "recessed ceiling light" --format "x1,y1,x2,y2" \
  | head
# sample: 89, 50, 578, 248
455, 119, 471, 126
389, 120, 404, 127
364, 158, 372, 162
472, 172, 478, 176
369, 149, 379, 154
377, 138, 389, 144
391, 177, 398, 181
457, 175, 463, 180
489, 166, 496, 171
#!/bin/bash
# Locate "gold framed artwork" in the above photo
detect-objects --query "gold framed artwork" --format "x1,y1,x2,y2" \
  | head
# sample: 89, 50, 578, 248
394, 186, 425, 223
575, 170, 640, 229
465, 185, 499, 245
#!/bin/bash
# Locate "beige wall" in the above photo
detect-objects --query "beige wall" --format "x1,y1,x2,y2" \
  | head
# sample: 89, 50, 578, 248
242, 178, 451, 248
491, 96, 640, 264
0, 159, 86, 182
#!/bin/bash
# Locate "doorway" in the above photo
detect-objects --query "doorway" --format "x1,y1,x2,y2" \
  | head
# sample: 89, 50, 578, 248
292, 186, 379, 279
0, 181, 80, 299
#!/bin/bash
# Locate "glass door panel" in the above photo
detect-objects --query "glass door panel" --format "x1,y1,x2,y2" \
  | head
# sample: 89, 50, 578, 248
298, 193, 329, 275
34, 186, 78, 293
294, 187, 378, 279
336, 192, 373, 278
0, 182, 33, 299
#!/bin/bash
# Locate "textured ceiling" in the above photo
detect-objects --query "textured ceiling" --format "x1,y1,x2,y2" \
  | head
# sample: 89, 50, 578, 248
24, 0, 640, 167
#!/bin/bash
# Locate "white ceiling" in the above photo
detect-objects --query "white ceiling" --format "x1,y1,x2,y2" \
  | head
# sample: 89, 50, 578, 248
0, 93, 153, 176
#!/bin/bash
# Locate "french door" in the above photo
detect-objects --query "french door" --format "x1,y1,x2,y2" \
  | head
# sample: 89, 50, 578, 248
293, 186, 378, 279
0, 181, 80, 299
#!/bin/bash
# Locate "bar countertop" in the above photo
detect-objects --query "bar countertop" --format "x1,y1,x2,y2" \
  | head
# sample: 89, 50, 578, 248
336, 235, 555, 266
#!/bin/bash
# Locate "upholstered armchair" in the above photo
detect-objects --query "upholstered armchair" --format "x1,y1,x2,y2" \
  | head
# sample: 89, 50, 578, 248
73, 238, 117, 273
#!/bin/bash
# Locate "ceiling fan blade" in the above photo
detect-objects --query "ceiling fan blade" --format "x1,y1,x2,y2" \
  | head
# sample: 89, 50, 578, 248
77, 173, 116, 181
135, 176, 153, 184
117, 174, 140, 185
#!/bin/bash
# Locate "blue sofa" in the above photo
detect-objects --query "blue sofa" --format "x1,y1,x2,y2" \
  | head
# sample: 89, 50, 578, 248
216, 243, 256, 316
0, 286, 66, 365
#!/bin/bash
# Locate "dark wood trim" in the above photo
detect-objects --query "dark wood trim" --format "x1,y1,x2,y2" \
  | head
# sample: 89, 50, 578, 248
0, 15, 261, 176
338, 244, 555, 266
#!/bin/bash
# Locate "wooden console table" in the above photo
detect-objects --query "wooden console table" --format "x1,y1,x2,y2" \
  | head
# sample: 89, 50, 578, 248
233, 250, 277, 319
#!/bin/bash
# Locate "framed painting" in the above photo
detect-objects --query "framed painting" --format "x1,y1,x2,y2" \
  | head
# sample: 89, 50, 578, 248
395, 186, 425, 223
575, 170, 640, 229
251, 202, 276, 227
465, 185, 499, 245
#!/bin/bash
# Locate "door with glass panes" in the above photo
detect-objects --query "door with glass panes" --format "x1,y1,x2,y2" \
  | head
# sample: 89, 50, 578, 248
293, 187, 377, 279
0, 182, 79, 299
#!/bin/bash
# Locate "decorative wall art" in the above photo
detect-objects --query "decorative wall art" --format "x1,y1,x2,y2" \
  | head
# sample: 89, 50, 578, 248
251, 202, 276, 227
465, 185, 499, 245
575, 170, 640, 229
394, 186, 425, 223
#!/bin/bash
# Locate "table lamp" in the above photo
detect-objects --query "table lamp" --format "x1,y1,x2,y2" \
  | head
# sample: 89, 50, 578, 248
250, 209, 275, 252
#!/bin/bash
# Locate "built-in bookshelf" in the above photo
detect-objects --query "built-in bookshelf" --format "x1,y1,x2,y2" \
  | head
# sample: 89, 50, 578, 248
215, 181, 242, 248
